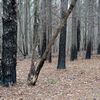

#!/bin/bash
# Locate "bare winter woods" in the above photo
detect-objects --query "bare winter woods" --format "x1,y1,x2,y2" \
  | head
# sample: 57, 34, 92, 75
0, 0, 78, 86
0, 0, 100, 98
0, 0, 100, 99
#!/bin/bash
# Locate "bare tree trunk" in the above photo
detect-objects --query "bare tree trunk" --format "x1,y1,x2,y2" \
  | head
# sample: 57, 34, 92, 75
76, 0, 81, 52
23, 0, 29, 57
46, 0, 52, 63
28, 0, 39, 81
17, 0, 25, 56
27, 0, 77, 86
28, 1, 32, 54
0, 1, 3, 84
70, 6, 78, 61
86, 0, 94, 59
41, 0, 47, 57
1, 0, 17, 86
57, 0, 68, 69
84, 17, 87, 50
77, 20, 81, 51
97, 0, 100, 54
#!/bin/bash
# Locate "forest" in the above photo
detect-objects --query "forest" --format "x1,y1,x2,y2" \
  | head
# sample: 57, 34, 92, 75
0, 0, 100, 99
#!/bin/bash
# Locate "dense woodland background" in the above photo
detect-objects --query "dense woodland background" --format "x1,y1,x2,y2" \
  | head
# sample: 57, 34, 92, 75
0, 0, 100, 99
0, 0, 99, 58
0, 0, 100, 83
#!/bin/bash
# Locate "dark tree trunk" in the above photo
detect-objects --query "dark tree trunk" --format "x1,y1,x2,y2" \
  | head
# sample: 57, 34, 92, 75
57, 0, 68, 69
84, 17, 87, 51
57, 23, 66, 69
46, 0, 52, 63
24, 0, 28, 57
48, 50, 52, 63
97, 0, 100, 54
40, 0, 47, 57
85, 0, 94, 59
77, 20, 80, 51
41, 32, 46, 57
0, 60, 2, 84
1, 0, 17, 86
86, 41, 92, 59
70, 6, 77, 61
97, 44, 100, 54
70, 45, 77, 61
84, 32, 87, 50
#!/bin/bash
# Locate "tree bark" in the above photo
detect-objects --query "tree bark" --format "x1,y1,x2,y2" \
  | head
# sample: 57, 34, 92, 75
85, 0, 94, 59
28, 0, 39, 81
77, 20, 81, 51
23, 0, 29, 57
1, 0, 17, 86
57, 0, 68, 69
0, 1, 2, 84
41, 0, 47, 57
97, 0, 100, 54
27, 0, 78, 86
70, 6, 78, 61
46, 0, 52, 63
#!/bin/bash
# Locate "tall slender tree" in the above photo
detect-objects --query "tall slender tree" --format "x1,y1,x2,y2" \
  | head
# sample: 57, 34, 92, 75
57, 0, 68, 69
85, 0, 94, 59
17, 0, 24, 56
0, 1, 2, 84
97, 0, 100, 54
46, 0, 52, 63
1, 0, 17, 86
23, 0, 28, 57
41, 0, 47, 57
70, 6, 78, 61
77, 20, 81, 51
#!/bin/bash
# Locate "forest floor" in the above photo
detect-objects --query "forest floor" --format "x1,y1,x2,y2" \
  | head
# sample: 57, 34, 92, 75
0, 56, 100, 100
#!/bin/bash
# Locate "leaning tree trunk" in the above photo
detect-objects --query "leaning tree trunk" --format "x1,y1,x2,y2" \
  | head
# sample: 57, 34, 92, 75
1, 0, 17, 86
27, 0, 39, 81
57, 0, 68, 69
27, 0, 77, 86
